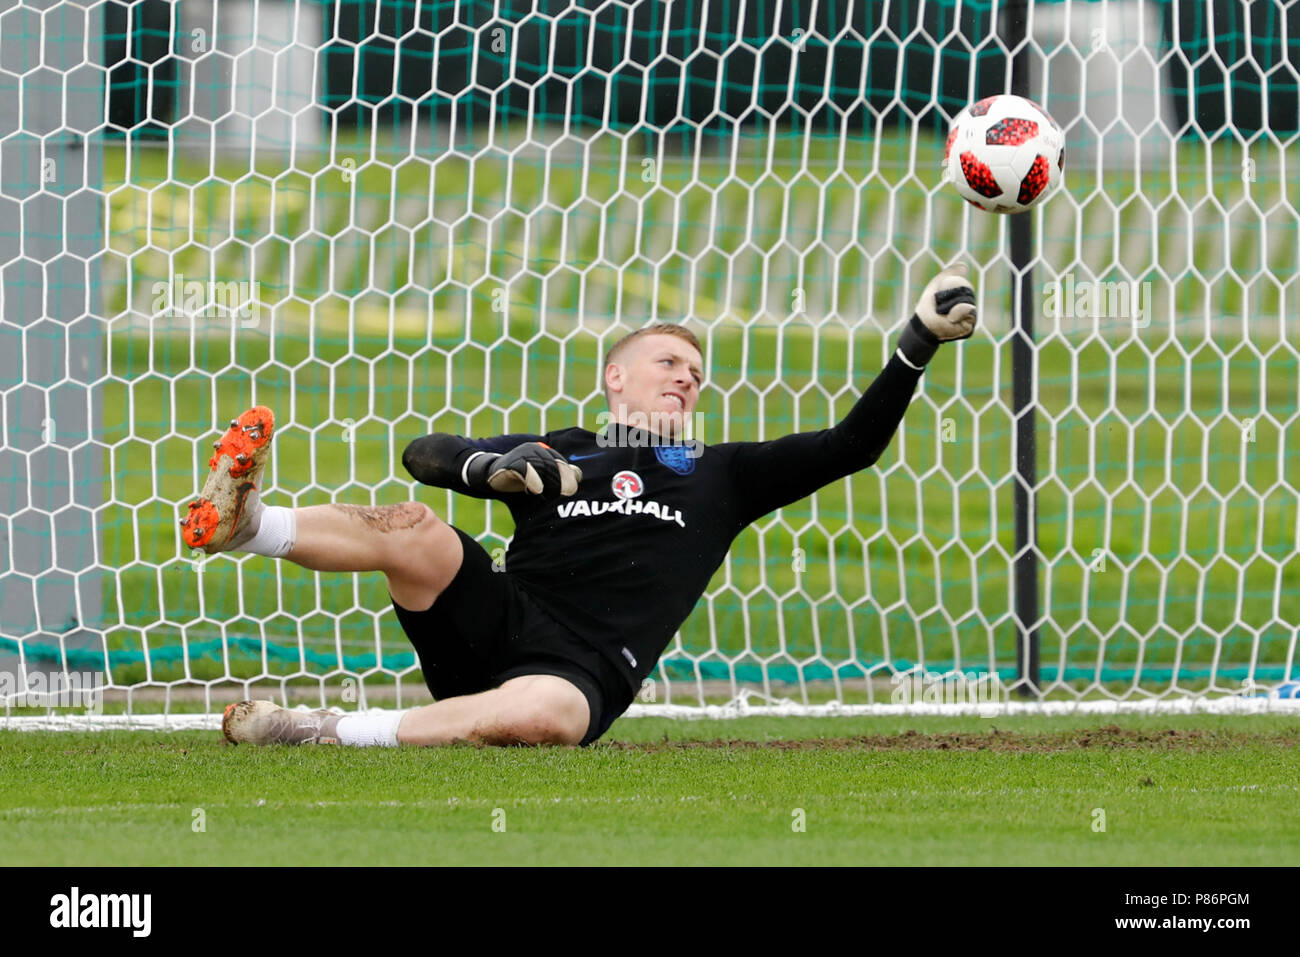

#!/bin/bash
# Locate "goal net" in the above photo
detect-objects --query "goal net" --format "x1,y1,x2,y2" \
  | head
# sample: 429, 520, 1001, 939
4, 0, 1299, 726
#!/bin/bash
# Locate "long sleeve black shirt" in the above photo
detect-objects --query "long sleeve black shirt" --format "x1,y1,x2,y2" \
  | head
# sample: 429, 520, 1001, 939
404, 352, 925, 694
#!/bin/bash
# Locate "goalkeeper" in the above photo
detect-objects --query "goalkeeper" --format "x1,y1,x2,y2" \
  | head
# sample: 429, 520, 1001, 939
190, 265, 977, 748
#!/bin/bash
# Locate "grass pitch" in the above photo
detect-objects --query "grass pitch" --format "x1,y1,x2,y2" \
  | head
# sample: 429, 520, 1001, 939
4, 714, 1298, 867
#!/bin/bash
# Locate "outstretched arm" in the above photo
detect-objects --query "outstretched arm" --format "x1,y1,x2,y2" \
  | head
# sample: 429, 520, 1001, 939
729, 264, 977, 525
402, 432, 581, 500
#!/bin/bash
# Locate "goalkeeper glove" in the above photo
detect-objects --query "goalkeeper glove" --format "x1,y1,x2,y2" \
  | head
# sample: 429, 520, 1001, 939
896, 262, 978, 368
464, 442, 582, 498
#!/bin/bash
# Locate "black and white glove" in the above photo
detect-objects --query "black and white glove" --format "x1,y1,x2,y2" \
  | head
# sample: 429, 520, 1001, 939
896, 263, 978, 368
464, 442, 582, 498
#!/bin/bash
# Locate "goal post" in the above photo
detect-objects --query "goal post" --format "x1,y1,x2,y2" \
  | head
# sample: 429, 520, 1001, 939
4, 0, 1300, 727
1, 0, 106, 716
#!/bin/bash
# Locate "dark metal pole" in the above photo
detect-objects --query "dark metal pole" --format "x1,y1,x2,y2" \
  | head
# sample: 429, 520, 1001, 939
1004, 0, 1041, 697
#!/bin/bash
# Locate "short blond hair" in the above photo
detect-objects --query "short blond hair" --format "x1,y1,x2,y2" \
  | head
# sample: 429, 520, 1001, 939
604, 323, 704, 372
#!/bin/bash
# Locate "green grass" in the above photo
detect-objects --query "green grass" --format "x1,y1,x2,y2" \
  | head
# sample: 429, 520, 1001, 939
3, 714, 1298, 866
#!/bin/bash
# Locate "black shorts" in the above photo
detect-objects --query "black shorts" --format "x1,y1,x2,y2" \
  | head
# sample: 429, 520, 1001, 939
391, 525, 632, 745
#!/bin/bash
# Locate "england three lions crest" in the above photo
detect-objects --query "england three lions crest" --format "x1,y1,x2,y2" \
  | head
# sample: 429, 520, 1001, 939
654, 443, 699, 475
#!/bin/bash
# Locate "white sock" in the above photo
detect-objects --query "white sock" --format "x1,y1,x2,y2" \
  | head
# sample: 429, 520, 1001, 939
242, 505, 297, 558
337, 710, 405, 747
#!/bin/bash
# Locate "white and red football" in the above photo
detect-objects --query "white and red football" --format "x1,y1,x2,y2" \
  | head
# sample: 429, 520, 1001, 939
944, 94, 1065, 214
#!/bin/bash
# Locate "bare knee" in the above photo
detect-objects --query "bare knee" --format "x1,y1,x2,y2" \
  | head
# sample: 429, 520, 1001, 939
382, 502, 451, 559
377, 501, 436, 538
392, 500, 436, 529
484, 678, 590, 746
502, 704, 585, 746
384, 502, 462, 610
394, 676, 591, 747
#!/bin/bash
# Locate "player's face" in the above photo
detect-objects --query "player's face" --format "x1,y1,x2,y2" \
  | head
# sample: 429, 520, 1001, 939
606, 335, 704, 437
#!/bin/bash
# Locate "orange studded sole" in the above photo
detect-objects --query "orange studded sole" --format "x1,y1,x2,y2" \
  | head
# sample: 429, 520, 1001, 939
179, 406, 275, 552
209, 406, 275, 478
182, 499, 222, 549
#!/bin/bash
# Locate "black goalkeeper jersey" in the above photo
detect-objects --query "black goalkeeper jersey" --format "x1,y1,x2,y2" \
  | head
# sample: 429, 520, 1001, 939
409, 353, 925, 694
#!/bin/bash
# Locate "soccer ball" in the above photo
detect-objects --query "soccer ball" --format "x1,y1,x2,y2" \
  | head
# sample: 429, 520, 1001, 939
944, 95, 1065, 214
